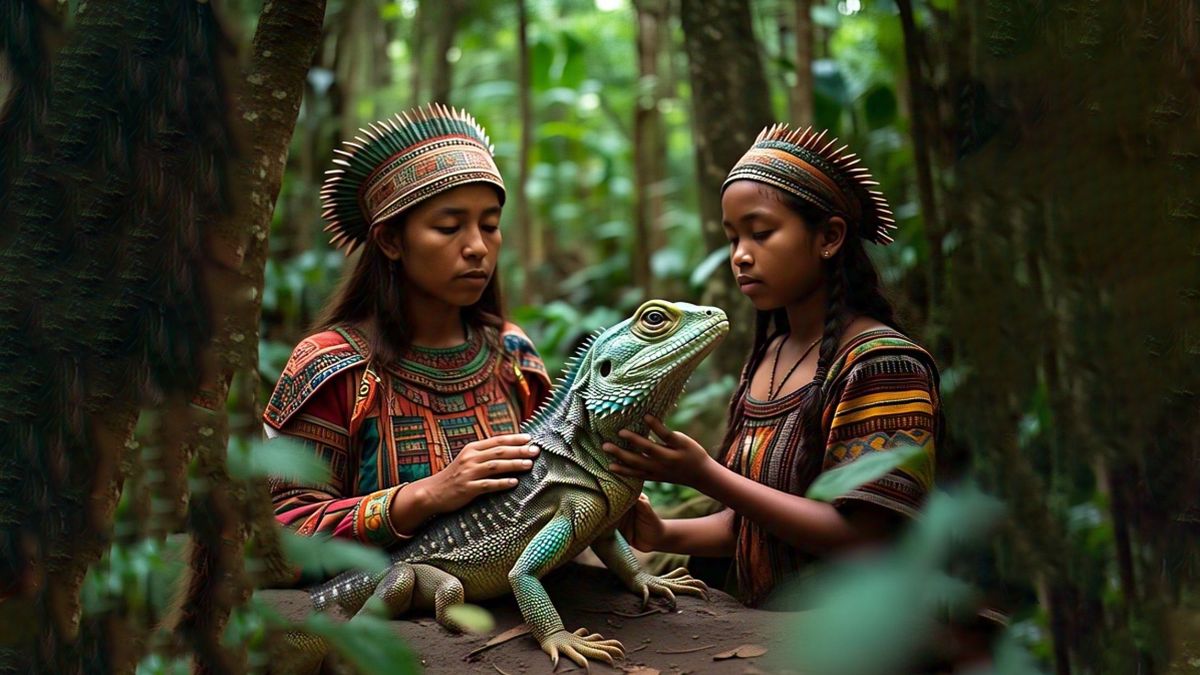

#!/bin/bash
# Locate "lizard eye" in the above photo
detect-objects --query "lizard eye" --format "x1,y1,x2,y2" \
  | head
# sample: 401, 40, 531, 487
599, 360, 612, 377
633, 302, 677, 339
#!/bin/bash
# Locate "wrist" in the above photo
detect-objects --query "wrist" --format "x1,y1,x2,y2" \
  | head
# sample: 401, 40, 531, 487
690, 454, 723, 493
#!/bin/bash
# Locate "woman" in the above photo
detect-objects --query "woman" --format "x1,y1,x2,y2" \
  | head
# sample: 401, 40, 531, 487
263, 104, 551, 549
605, 124, 942, 606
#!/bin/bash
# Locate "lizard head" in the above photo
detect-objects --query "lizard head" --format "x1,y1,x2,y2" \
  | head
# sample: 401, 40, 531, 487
550, 300, 729, 444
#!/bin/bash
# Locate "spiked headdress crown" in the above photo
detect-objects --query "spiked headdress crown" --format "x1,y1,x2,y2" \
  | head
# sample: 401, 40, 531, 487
321, 103, 505, 253
722, 124, 896, 245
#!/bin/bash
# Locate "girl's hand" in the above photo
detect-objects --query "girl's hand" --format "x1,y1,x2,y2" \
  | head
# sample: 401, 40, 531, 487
601, 415, 716, 489
618, 492, 666, 552
417, 433, 539, 514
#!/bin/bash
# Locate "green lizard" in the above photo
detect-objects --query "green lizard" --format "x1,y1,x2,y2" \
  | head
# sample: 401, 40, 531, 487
297, 300, 728, 668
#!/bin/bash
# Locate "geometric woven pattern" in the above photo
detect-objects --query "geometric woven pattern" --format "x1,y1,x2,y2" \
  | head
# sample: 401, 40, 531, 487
723, 124, 897, 245
722, 328, 940, 605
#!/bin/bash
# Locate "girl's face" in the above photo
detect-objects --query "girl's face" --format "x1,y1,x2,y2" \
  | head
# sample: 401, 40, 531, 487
720, 180, 844, 311
376, 183, 503, 308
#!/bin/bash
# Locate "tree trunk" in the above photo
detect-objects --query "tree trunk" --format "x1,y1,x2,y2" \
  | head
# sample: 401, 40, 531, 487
790, 0, 813, 126
931, 0, 1200, 670
679, 0, 774, 376
176, 1, 327, 672
0, 1, 244, 670
633, 0, 667, 298
894, 0, 944, 340
429, 0, 462, 104
516, 0, 541, 305
409, 0, 424, 105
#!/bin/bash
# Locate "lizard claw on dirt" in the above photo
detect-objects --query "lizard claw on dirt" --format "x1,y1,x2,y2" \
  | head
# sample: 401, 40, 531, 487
540, 627, 624, 668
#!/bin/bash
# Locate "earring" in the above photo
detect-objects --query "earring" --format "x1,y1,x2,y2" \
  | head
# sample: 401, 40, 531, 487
822, 250, 831, 258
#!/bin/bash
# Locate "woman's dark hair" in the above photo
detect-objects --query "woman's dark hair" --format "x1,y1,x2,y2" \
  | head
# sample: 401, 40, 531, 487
717, 184, 901, 493
313, 211, 506, 367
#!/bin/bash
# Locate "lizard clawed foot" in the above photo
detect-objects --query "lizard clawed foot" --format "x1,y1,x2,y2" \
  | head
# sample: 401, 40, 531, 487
634, 567, 709, 609
540, 627, 624, 668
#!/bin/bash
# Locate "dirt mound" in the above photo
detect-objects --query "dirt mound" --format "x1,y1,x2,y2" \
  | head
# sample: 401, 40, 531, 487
260, 561, 799, 674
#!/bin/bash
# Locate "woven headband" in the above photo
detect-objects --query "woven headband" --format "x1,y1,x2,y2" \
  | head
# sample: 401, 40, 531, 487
320, 103, 505, 253
723, 124, 895, 245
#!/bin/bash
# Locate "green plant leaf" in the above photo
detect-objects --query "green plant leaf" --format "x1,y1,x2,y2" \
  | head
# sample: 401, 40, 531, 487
227, 437, 331, 486
279, 530, 389, 578
805, 443, 926, 502
444, 603, 495, 633
688, 247, 729, 291
303, 613, 421, 675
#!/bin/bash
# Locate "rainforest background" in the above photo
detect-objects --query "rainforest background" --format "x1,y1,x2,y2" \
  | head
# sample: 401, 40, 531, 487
0, 0, 1197, 672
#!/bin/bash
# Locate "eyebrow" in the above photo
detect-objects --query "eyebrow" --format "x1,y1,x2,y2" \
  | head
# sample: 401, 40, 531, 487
434, 205, 502, 217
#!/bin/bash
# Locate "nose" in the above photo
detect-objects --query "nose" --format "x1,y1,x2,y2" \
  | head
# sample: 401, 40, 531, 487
463, 224, 487, 260
732, 243, 752, 267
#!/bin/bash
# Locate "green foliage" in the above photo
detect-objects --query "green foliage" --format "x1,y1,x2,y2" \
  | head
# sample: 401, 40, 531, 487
804, 443, 926, 502
301, 613, 422, 675
443, 603, 496, 633
226, 436, 333, 487
279, 530, 390, 579
777, 488, 1029, 674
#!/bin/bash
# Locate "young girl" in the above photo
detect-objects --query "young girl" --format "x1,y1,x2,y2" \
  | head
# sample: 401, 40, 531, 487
604, 125, 942, 606
263, 104, 551, 549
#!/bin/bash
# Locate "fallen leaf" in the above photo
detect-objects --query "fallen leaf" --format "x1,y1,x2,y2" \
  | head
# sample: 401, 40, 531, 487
464, 624, 531, 660
713, 643, 769, 660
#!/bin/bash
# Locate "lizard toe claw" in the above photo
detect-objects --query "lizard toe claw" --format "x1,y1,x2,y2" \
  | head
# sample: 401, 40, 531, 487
541, 629, 624, 669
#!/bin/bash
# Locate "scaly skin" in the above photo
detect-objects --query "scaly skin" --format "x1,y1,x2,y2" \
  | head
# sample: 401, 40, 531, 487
300, 300, 728, 669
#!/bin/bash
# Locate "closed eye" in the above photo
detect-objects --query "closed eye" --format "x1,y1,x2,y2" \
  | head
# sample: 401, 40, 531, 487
751, 230, 773, 241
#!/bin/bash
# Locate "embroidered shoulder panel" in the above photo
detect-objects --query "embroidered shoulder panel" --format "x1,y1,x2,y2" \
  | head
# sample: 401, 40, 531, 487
500, 321, 551, 388
823, 328, 937, 390
263, 328, 368, 429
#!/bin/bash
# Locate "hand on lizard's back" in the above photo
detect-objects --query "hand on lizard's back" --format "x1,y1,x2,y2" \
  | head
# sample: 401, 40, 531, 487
416, 433, 541, 514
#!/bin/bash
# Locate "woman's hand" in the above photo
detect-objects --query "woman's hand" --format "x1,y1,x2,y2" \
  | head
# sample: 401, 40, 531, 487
416, 433, 539, 515
601, 415, 716, 489
618, 492, 667, 552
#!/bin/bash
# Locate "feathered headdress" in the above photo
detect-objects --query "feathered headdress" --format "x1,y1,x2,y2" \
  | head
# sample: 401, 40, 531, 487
723, 124, 896, 245
320, 103, 505, 253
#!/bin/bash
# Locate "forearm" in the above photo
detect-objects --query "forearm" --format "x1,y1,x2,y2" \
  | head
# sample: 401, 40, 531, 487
693, 459, 867, 555
656, 508, 735, 557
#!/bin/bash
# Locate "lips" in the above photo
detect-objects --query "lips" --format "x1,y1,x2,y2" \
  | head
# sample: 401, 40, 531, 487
736, 274, 762, 290
458, 270, 489, 281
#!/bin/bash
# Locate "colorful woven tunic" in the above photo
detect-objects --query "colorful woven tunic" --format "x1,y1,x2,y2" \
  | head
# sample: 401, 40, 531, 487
262, 322, 551, 548
722, 328, 940, 605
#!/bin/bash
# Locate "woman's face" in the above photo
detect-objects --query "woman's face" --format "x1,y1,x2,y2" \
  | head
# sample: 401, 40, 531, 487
720, 180, 843, 311
376, 183, 503, 308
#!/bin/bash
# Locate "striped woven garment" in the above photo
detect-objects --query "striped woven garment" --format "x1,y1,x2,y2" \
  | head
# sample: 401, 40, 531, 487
722, 328, 941, 606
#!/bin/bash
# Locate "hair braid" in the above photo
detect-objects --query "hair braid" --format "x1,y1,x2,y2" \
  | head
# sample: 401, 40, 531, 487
792, 256, 849, 491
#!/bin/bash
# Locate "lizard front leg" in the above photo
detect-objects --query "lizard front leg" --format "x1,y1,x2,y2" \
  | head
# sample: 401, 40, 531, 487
508, 510, 625, 668
590, 529, 709, 608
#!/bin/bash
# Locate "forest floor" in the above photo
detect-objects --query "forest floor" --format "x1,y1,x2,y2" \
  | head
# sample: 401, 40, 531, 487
261, 560, 800, 675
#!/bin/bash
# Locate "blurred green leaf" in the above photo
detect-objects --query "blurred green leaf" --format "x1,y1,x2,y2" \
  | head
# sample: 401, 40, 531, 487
688, 247, 728, 291
279, 530, 390, 578
444, 603, 495, 633
805, 443, 925, 502
991, 628, 1047, 675
227, 436, 332, 486
303, 613, 421, 675
862, 84, 898, 129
